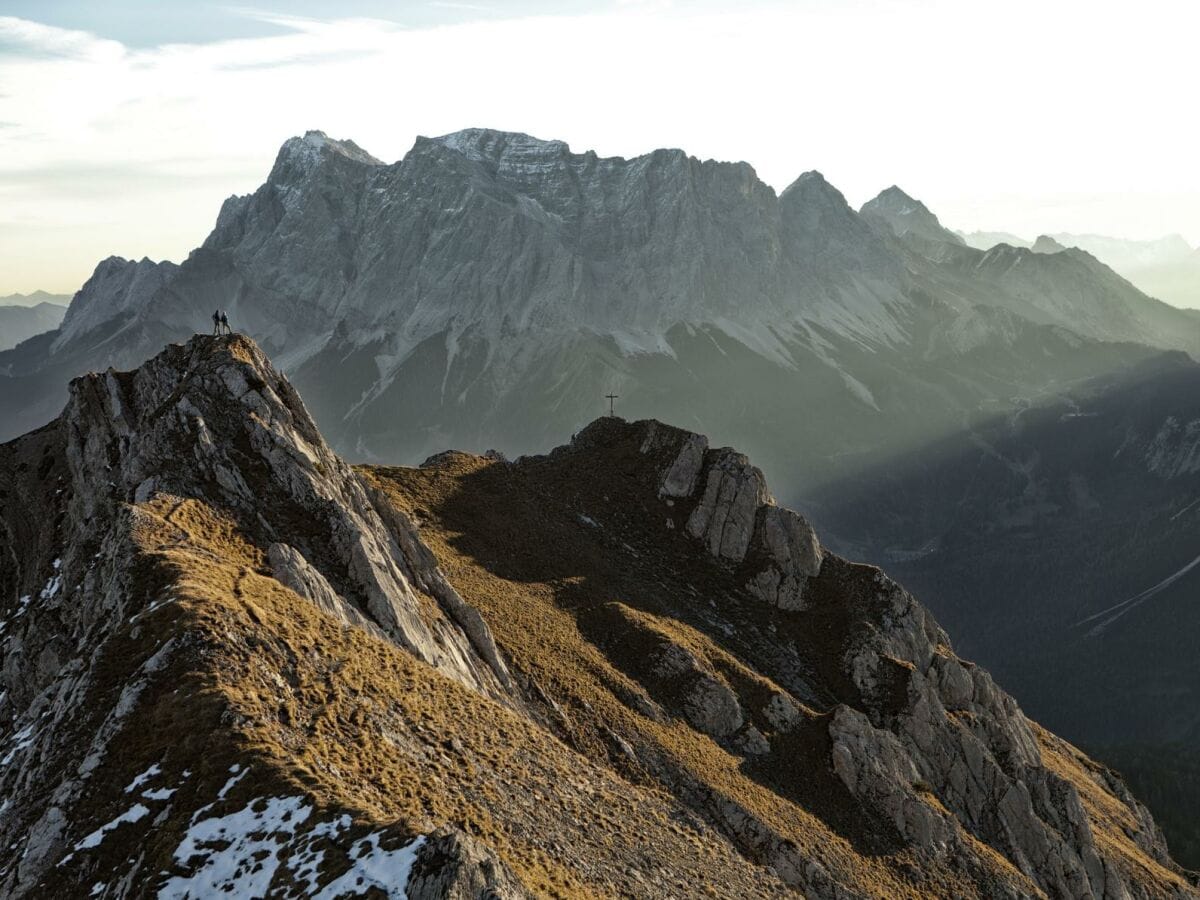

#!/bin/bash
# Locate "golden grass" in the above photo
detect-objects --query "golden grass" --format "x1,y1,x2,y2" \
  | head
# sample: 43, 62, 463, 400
97, 493, 803, 898
361, 456, 1051, 899
1036, 724, 1192, 894
27, 430, 1187, 899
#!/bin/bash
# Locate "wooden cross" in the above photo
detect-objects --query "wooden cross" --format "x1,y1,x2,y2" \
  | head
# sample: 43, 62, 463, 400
605, 393, 619, 417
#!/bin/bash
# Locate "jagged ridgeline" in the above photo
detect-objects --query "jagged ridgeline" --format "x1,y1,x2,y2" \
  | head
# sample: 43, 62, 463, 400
0, 335, 1195, 898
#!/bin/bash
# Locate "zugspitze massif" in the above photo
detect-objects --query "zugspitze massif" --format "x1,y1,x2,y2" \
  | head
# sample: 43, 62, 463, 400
2, 120, 1200, 897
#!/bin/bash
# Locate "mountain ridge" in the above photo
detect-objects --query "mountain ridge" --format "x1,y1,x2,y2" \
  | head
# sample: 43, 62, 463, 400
0, 301, 67, 351
960, 230, 1200, 309
5, 127, 1195, 456
1, 333, 1194, 897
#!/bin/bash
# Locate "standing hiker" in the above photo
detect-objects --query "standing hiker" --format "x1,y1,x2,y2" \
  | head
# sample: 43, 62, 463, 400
211, 309, 221, 335
220, 310, 231, 335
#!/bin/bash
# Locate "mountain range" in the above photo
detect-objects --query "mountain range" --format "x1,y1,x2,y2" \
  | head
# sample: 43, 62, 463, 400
0, 300, 67, 351
960, 231, 1200, 310
0, 290, 71, 309
0, 333, 1194, 897
2, 127, 1199, 865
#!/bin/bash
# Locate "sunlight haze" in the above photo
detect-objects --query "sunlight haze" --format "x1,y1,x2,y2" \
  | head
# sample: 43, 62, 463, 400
1, 0, 1198, 297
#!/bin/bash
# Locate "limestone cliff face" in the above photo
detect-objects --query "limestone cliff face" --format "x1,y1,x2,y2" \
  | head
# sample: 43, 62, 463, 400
0, 337, 1194, 898
0, 336, 517, 896
62, 334, 511, 698
51, 256, 179, 353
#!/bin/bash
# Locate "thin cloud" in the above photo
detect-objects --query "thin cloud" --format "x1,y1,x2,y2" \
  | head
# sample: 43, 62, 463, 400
0, 2, 1198, 296
0, 15, 124, 60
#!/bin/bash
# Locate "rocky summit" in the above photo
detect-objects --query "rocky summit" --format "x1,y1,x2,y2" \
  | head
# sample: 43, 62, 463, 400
0, 334, 1195, 898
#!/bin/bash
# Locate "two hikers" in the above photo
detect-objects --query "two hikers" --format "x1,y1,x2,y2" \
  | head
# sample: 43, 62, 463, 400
210, 309, 232, 335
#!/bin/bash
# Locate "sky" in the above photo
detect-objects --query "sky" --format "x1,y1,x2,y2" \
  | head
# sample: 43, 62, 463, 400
2, 0, 1198, 297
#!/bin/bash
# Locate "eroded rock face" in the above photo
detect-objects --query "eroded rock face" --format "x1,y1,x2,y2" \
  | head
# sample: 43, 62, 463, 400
560, 417, 1196, 898
829, 705, 956, 849
268, 541, 379, 634
685, 450, 770, 561
407, 826, 532, 900
649, 428, 708, 499
832, 562, 1146, 899
61, 334, 510, 698
643, 421, 824, 610
647, 635, 745, 739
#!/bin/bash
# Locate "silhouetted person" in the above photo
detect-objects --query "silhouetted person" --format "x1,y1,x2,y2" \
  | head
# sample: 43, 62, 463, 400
211, 309, 221, 335
220, 311, 231, 335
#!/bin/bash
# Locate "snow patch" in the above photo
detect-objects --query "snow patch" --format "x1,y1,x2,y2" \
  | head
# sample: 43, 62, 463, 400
124, 763, 161, 794
217, 764, 249, 800
158, 796, 312, 899
311, 832, 426, 900
130, 596, 176, 623
1, 724, 35, 766
838, 370, 880, 411
74, 803, 150, 851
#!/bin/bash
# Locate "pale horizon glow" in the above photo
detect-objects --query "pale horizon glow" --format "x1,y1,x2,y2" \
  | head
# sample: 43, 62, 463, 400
2, 0, 1198, 298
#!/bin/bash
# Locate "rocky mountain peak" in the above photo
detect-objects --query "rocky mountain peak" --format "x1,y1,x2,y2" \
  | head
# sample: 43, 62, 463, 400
861, 184, 965, 246
1032, 234, 1069, 254
430, 127, 572, 163
267, 129, 383, 185
780, 169, 842, 204
62, 333, 511, 696
52, 255, 179, 352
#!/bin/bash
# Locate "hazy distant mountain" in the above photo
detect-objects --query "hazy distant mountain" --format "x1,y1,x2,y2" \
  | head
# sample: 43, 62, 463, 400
0, 289, 71, 308
1031, 234, 1069, 254
0, 301, 67, 351
961, 230, 1200, 309
1053, 232, 1195, 270
959, 230, 1031, 249
860, 185, 965, 247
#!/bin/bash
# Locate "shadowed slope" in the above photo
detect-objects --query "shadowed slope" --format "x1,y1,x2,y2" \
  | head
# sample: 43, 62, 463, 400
367, 417, 1198, 898
0, 335, 1194, 898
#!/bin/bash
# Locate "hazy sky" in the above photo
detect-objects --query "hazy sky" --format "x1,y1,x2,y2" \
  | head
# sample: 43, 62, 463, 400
2, 0, 1198, 296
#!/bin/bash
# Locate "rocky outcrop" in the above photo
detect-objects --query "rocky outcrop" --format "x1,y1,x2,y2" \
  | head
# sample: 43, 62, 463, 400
59, 334, 510, 698
641, 420, 824, 611
685, 450, 771, 560
649, 417, 1113, 886
267, 541, 379, 634
829, 560, 1173, 898
546, 416, 1196, 898
407, 826, 532, 900
828, 705, 956, 849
